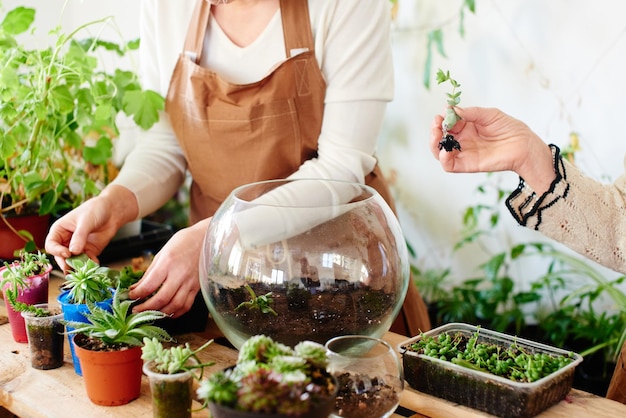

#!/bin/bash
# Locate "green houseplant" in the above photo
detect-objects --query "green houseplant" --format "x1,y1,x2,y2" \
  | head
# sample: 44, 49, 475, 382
0, 3, 163, 256
142, 337, 215, 418
56, 254, 115, 374
64, 290, 172, 406
197, 334, 337, 418
0, 250, 52, 342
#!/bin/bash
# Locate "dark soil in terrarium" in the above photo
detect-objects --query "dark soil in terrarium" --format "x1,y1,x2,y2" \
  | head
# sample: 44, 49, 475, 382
332, 371, 400, 418
211, 282, 397, 347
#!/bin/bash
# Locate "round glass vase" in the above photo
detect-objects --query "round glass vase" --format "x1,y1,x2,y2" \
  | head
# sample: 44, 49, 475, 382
199, 178, 409, 349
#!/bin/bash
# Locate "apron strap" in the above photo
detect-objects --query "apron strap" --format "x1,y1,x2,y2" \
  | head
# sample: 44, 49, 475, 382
183, 0, 211, 64
280, 0, 314, 58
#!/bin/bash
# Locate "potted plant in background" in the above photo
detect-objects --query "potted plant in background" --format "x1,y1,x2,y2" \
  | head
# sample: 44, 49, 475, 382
141, 337, 215, 418
0, 250, 52, 342
56, 254, 115, 375
197, 334, 337, 418
64, 290, 172, 406
0, 4, 163, 258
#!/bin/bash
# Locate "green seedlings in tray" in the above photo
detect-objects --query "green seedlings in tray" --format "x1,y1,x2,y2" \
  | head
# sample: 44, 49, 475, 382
409, 329, 576, 383
436, 69, 463, 152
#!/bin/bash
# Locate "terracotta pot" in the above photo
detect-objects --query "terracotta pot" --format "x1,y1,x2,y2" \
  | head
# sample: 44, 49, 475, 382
73, 333, 143, 406
1, 263, 51, 343
143, 360, 197, 418
57, 289, 113, 375
21, 304, 64, 370
0, 213, 50, 260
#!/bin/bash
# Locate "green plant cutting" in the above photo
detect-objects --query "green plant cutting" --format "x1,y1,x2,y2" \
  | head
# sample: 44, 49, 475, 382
436, 69, 463, 152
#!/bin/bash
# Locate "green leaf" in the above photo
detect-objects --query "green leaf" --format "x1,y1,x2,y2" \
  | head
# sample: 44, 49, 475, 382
83, 136, 113, 165
1, 6, 35, 35
122, 89, 164, 130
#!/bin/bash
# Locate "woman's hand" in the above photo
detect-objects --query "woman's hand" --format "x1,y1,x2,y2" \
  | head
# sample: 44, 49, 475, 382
45, 185, 138, 272
429, 106, 556, 193
128, 219, 210, 317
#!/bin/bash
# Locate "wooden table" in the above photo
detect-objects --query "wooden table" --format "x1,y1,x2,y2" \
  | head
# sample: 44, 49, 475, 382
2, 274, 626, 417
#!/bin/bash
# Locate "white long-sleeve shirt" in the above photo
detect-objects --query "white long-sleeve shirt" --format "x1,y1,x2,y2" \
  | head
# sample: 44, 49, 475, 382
112, 0, 394, 220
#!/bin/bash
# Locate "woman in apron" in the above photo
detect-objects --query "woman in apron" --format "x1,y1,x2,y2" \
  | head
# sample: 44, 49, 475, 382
46, 0, 430, 337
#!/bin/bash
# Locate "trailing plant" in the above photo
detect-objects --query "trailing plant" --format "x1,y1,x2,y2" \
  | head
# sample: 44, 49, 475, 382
197, 334, 336, 416
141, 337, 215, 377
422, 1, 476, 89
64, 288, 172, 350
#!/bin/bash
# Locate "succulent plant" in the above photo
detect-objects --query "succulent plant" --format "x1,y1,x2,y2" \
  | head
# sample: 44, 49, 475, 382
64, 289, 172, 349
197, 335, 336, 416
1, 250, 52, 315
61, 254, 113, 304
141, 337, 215, 377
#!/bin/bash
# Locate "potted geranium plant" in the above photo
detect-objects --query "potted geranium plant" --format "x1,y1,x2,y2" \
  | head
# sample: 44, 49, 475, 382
0, 250, 52, 342
141, 337, 215, 418
0, 4, 163, 257
64, 290, 172, 406
197, 334, 337, 418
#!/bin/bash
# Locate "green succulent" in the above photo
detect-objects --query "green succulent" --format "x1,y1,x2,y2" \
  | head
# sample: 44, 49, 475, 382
197, 335, 335, 416
61, 254, 113, 304
1, 250, 52, 315
141, 337, 215, 377
436, 68, 462, 131
64, 289, 172, 348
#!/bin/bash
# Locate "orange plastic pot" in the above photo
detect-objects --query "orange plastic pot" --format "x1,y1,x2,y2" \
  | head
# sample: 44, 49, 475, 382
72, 334, 143, 406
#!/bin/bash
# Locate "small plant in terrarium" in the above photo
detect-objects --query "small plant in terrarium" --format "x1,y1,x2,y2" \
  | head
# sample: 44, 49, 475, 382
235, 284, 278, 316
197, 334, 337, 417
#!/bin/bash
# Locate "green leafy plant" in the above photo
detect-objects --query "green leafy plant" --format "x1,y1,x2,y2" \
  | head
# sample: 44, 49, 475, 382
141, 337, 215, 377
0, 4, 164, 222
236, 284, 278, 316
64, 289, 172, 350
1, 250, 52, 315
197, 335, 336, 416
60, 254, 113, 304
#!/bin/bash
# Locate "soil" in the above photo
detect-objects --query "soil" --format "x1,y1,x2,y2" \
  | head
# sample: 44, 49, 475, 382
27, 321, 64, 369
332, 371, 400, 418
210, 281, 398, 346
73, 333, 134, 352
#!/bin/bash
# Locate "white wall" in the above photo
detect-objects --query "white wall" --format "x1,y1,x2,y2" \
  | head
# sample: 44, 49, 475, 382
4, 0, 624, 290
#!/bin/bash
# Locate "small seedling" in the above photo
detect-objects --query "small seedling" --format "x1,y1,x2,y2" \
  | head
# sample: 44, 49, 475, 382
436, 69, 462, 152
236, 285, 278, 316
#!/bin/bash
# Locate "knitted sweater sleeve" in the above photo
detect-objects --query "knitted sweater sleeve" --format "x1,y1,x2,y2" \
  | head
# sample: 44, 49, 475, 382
506, 145, 626, 274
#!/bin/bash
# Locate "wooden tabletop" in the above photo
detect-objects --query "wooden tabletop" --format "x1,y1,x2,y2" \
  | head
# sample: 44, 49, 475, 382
2, 274, 626, 417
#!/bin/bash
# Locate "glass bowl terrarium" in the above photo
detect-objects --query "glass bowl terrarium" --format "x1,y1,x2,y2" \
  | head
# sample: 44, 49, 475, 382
199, 179, 409, 349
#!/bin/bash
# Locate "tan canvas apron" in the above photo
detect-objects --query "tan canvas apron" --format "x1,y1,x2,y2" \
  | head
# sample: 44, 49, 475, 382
165, 0, 430, 336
